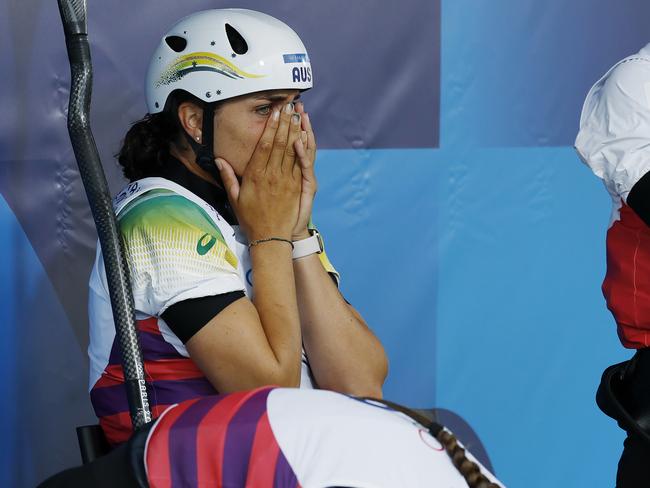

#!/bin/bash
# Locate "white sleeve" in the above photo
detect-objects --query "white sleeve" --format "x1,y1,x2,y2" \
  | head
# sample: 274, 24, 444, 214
575, 57, 650, 202
118, 193, 245, 317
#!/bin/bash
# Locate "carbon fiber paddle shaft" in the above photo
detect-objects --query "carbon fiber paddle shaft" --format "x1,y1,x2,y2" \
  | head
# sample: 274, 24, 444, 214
58, 0, 151, 429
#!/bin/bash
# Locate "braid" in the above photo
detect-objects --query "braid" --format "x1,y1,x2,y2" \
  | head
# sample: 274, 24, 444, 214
361, 398, 499, 488
437, 429, 499, 488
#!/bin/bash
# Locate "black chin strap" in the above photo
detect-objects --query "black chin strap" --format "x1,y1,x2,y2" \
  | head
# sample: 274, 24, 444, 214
185, 102, 222, 185
184, 102, 237, 223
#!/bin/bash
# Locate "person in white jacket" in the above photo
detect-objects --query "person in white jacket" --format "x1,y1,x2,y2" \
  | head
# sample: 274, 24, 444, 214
576, 43, 650, 487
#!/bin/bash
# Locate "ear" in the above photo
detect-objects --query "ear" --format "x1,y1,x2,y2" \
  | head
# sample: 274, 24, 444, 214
177, 101, 204, 140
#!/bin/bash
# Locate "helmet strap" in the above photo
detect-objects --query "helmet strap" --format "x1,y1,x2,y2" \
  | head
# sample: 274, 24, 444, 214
183, 102, 238, 223
185, 102, 222, 186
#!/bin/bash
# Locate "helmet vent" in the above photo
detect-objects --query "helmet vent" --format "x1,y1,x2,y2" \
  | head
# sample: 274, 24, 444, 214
165, 35, 187, 53
225, 24, 248, 55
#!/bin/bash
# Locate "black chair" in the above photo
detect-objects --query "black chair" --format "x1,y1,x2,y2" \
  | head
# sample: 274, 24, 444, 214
76, 424, 110, 465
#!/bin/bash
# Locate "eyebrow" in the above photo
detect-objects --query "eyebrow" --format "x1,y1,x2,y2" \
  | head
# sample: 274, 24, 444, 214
254, 93, 301, 102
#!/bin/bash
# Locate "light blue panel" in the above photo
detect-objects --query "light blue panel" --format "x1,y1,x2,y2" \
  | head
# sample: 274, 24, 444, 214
314, 148, 442, 406
435, 146, 630, 486
0, 195, 96, 486
441, 0, 650, 147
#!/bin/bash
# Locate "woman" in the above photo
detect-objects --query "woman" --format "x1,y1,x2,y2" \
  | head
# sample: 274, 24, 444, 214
54, 9, 504, 488
87, 8, 388, 446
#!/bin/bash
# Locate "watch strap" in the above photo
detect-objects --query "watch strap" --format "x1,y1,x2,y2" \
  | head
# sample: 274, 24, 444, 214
292, 230, 323, 259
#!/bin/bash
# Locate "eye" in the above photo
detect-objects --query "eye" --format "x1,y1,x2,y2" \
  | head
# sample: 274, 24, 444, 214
255, 104, 272, 116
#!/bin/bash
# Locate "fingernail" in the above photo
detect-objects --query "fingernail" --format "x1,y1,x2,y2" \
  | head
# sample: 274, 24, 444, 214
273, 109, 280, 121
284, 102, 294, 114
292, 113, 301, 125
215, 158, 223, 170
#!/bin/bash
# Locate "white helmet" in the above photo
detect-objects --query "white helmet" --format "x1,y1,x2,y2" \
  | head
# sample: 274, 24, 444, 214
145, 8, 313, 113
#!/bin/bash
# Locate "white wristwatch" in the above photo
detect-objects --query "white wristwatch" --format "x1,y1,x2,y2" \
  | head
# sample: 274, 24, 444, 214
292, 229, 323, 259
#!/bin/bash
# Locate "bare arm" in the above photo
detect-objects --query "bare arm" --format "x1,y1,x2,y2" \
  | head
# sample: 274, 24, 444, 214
186, 241, 302, 392
294, 251, 388, 397
185, 103, 305, 392
290, 103, 388, 397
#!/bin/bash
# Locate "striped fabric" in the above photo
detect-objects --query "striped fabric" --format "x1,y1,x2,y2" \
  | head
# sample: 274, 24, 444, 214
146, 387, 300, 488
90, 317, 217, 445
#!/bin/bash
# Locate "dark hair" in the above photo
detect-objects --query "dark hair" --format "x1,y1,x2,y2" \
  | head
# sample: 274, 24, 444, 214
116, 90, 217, 182
362, 398, 501, 488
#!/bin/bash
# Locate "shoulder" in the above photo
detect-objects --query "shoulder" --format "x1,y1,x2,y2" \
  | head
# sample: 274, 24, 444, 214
119, 187, 238, 269
609, 55, 650, 85
577, 51, 650, 156
120, 188, 219, 234
595, 55, 650, 110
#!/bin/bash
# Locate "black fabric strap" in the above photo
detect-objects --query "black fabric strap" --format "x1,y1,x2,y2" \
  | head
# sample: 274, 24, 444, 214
161, 290, 245, 344
628, 170, 650, 227
196, 102, 220, 181
181, 102, 222, 182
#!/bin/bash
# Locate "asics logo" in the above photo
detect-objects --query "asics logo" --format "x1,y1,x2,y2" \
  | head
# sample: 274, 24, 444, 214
197, 233, 217, 255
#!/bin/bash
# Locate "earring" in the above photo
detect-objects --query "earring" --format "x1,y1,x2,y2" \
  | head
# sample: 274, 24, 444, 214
196, 136, 200, 141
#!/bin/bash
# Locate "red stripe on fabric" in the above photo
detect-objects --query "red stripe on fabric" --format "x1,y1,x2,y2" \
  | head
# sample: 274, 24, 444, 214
99, 405, 171, 446
99, 413, 133, 446
245, 412, 280, 488
147, 399, 202, 488
195, 390, 263, 487
93, 365, 125, 389
144, 359, 206, 381
94, 358, 205, 390
138, 317, 161, 335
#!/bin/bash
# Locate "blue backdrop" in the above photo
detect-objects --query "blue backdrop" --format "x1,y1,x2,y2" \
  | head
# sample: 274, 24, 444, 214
1, 0, 647, 486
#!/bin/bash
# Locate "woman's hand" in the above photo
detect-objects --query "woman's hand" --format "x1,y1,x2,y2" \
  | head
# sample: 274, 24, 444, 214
292, 102, 318, 240
216, 103, 304, 242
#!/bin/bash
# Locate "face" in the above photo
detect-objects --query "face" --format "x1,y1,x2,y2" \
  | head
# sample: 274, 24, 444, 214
213, 89, 300, 176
